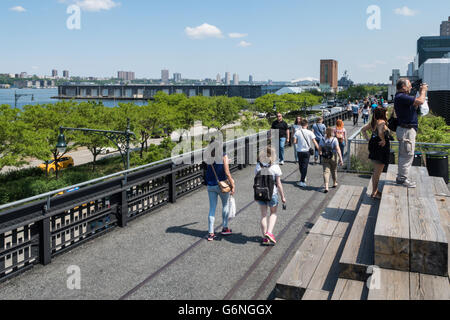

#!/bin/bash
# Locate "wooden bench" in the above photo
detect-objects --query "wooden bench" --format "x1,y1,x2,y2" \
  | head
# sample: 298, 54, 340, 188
339, 174, 385, 281
430, 176, 450, 278
331, 278, 367, 300
367, 268, 450, 300
275, 185, 364, 300
374, 165, 448, 276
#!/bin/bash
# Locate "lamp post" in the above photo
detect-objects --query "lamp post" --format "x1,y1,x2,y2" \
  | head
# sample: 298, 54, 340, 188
56, 118, 135, 173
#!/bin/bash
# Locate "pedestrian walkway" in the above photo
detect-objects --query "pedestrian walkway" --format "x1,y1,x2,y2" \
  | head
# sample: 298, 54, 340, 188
0, 119, 365, 300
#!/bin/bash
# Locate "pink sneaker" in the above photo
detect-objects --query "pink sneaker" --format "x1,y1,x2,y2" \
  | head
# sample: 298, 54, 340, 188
265, 232, 277, 244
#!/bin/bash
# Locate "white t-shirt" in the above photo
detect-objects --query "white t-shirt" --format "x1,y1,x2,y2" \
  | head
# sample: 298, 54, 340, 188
294, 128, 316, 153
255, 163, 282, 195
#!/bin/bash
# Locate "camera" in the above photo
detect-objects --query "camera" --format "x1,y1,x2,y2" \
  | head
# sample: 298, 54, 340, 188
410, 79, 423, 96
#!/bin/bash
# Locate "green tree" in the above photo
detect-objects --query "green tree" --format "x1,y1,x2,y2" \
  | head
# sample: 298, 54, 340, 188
21, 101, 76, 179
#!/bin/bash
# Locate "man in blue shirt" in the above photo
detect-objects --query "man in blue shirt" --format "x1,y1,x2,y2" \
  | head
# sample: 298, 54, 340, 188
394, 78, 428, 188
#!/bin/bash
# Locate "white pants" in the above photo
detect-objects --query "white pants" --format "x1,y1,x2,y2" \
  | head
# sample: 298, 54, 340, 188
396, 127, 416, 182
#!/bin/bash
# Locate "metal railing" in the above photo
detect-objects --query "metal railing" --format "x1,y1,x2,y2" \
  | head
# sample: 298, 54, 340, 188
0, 110, 350, 282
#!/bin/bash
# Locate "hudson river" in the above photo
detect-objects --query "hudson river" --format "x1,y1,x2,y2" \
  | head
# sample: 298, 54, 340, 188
0, 88, 147, 109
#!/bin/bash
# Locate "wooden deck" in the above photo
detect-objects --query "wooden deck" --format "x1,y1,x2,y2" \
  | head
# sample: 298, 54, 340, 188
275, 164, 450, 300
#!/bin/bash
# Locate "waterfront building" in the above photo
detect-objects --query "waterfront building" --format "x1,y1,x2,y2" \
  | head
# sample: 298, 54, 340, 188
117, 71, 135, 81
417, 36, 450, 67
419, 58, 450, 124
216, 73, 221, 84
249, 75, 253, 84
225, 72, 231, 85
441, 17, 450, 36
320, 59, 338, 92
233, 73, 239, 85
173, 73, 182, 82
52, 69, 58, 77
20, 72, 28, 78
161, 69, 169, 84
63, 70, 70, 78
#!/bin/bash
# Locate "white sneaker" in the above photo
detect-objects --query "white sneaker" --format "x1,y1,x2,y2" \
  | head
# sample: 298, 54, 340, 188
297, 181, 306, 187
280, 161, 285, 165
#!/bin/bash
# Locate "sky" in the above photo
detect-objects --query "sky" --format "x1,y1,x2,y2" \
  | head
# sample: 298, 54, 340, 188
1, 0, 450, 83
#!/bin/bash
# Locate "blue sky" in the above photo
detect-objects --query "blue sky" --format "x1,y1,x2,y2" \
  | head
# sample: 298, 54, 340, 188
1, 0, 449, 83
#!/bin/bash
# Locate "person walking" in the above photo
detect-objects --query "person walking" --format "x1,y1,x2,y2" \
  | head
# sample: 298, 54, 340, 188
312, 117, 326, 164
319, 127, 343, 193
361, 107, 391, 199
362, 102, 370, 124
255, 146, 286, 245
204, 141, 236, 241
394, 78, 428, 188
271, 113, 290, 165
293, 119, 319, 188
352, 101, 360, 126
334, 119, 348, 158
292, 116, 303, 163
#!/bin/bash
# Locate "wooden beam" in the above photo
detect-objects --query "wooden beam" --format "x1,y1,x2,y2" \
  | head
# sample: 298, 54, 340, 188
367, 268, 410, 300
302, 288, 330, 300
374, 171, 410, 271
410, 272, 450, 300
331, 278, 366, 300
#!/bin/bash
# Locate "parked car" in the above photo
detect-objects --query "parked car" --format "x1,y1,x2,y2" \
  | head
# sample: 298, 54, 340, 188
38, 156, 74, 173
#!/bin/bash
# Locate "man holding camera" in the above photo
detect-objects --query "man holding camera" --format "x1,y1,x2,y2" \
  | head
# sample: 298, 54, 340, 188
394, 78, 428, 188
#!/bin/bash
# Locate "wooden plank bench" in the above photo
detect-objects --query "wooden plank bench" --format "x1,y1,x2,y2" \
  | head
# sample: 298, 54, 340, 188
408, 167, 448, 276
275, 185, 364, 300
374, 166, 410, 272
331, 278, 367, 300
339, 174, 385, 281
430, 176, 450, 278
367, 268, 450, 300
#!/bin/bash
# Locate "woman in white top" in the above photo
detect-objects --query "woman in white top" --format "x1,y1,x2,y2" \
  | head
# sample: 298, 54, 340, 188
293, 119, 319, 188
255, 146, 286, 246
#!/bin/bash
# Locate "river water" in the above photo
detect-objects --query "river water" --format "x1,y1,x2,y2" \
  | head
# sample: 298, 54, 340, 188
0, 88, 148, 109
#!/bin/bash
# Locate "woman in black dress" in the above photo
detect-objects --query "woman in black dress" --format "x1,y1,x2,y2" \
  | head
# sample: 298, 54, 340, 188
361, 107, 391, 200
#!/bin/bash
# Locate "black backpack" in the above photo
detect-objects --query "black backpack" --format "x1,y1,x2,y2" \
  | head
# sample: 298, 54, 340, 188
322, 138, 336, 159
253, 162, 275, 202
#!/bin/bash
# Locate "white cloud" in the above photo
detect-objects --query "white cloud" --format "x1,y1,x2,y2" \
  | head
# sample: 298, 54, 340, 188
185, 23, 224, 39
394, 6, 418, 17
228, 33, 248, 39
10, 6, 26, 12
238, 40, 252, 47
359, 60, 386, 70
59, 0, 120, 12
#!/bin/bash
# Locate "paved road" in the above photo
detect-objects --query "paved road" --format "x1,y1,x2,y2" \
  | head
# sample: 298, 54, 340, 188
0, 120, 366, 300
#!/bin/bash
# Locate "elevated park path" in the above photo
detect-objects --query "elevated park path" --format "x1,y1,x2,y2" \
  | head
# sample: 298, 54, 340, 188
0, 114, 448, 300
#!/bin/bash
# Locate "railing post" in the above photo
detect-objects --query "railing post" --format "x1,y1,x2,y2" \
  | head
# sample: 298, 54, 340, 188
118, 179, 128, 227
346, 138, 352, 171
169, 164, 177, 203
244, 136, 249, 167
39, 201, 51, 265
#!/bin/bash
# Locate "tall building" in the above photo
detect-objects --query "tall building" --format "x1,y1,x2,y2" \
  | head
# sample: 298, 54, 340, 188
52, 69, 58, 77
117, 71, 135, 81
417, 36, 450, 67
407, 62, 414, 77
249, 75, 254, 83
173, 73, 182, 82
320, 59, 338, 91
233, 73, 239, 85
216, 73, 221, 83
63, 70, 70, 78
225, 72, 231, 85
441, 17, 450, 36
161, 69, 169, 84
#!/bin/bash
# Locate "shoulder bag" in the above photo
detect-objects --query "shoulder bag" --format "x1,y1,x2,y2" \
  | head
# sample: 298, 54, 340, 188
300, 129, 314, 156
210, 164, 231, 193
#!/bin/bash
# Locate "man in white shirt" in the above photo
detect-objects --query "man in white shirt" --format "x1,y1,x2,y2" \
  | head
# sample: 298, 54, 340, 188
293, 119, 319, 187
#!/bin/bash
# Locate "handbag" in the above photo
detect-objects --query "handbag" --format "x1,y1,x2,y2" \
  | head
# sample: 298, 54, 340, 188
387, 113, 398, 132
300, 129, 314, 156
210, 164, 231, 193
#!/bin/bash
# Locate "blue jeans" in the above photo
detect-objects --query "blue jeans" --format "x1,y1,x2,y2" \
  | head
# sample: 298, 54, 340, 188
339, 141, 346, 157
279, 137, 286, 162
314, 138, 321, 161
207, 185, 230, 234
363, 114, 369, 124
